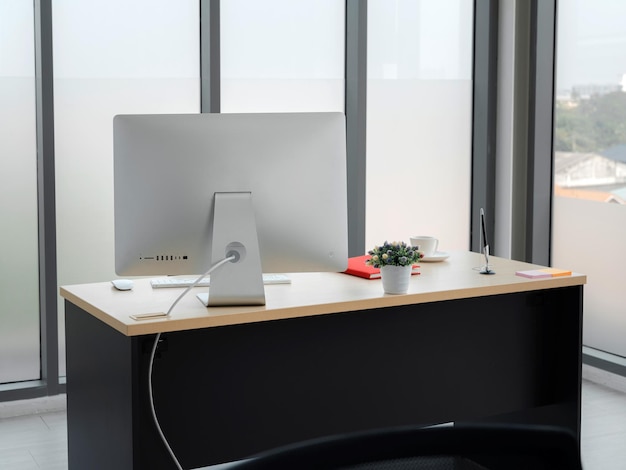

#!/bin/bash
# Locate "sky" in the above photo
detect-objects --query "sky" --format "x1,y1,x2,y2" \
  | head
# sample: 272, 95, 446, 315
557, 0, 626, 91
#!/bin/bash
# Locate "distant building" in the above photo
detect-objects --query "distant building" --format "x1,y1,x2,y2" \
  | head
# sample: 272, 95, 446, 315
554, 150, 626, 204
600, 143, 626, 163
555, 184, 626, 204
571, 83, 621, 99
555, 151, 626, 187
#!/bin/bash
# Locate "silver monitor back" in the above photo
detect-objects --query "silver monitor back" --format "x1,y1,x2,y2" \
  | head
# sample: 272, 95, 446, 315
113, 112, 348, 278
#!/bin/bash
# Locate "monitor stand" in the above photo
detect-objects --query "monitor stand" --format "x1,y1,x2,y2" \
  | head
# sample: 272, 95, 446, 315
196, 192, 266, 307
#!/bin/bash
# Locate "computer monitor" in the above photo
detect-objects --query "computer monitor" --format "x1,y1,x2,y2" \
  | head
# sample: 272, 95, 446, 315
113, 112, 348, 306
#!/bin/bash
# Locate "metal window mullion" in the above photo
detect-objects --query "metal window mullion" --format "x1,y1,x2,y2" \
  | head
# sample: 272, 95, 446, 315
34, 0, 59, 395
345, 0, 367, 257
526, 0, 556, 265
471, 0, 499, 253
201, 0, 220, 113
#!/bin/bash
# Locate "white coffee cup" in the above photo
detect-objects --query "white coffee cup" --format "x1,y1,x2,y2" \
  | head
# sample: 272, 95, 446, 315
410, 236, 438, 257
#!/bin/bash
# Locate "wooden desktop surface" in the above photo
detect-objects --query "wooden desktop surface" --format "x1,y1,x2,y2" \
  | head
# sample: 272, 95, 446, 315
60, 251, 585, 337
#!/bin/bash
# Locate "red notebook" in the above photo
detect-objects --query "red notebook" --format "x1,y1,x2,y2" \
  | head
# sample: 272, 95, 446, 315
343, 255, 420, 279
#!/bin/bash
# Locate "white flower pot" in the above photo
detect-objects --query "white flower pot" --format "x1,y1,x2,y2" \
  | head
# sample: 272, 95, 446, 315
380, 265, 412, 294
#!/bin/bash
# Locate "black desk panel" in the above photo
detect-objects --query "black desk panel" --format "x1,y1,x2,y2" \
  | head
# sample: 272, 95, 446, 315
65, 285, 582, 469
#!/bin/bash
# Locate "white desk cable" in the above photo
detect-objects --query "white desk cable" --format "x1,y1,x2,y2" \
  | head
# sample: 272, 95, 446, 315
148, 254, 236, 470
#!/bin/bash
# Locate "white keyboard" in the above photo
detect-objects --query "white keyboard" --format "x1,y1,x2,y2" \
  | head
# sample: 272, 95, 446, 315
150, 273, 291, 289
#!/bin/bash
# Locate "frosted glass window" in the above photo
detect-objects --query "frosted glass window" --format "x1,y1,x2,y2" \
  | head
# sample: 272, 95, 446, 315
0, 2, 41, 383
221, 0, 345, 112
53, 0, 200, 375
366, 0, 473, 252
553, 0, 626, 357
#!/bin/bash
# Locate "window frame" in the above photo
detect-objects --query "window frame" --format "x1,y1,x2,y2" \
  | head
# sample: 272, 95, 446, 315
5, 0, 558, 401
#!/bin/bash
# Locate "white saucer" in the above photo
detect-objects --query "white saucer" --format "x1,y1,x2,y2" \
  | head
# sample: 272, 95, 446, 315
421, 251, 450, 262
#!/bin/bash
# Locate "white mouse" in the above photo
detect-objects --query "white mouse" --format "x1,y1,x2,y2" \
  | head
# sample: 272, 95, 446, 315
111, 279, 134, 291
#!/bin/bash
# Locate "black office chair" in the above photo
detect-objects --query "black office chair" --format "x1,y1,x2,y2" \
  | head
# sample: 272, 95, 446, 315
222, 423, 583, 470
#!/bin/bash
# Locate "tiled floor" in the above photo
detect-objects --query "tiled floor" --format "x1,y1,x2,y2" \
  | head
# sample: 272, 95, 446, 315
1, 375, 626, 469
0, 410, 67, 470
581, 379, 626, 469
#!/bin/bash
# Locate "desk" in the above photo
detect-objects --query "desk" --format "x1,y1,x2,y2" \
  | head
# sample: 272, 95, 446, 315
61, 251, 585, 470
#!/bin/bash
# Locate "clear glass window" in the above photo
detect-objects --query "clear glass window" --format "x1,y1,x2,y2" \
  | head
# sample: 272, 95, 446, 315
0, 1, 41, 384
553, 0, 626, 357
221, 0, 345, 112
53, 0, 201, 375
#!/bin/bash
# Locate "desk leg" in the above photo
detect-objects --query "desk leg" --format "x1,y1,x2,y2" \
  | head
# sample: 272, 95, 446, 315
66, 301, 184, 470
457, 285, 583, 446
65, 301, 136, 470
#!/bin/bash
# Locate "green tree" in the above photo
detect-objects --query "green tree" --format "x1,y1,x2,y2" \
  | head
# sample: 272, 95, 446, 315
555, 91, 626, 153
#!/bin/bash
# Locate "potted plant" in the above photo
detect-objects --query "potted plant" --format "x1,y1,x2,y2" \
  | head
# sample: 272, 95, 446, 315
366, 241, 423, 294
